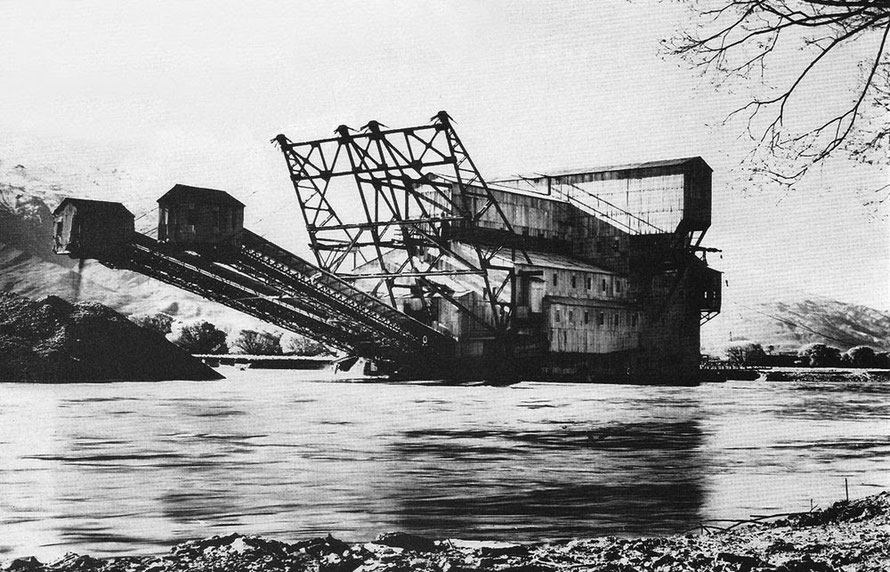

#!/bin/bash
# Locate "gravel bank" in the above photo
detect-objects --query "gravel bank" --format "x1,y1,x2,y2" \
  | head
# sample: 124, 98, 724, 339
4, 493, 887, 572
0, 292, 221, 381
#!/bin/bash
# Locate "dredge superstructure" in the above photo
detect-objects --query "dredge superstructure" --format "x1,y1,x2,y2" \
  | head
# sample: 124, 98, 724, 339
54, 112, 720, 383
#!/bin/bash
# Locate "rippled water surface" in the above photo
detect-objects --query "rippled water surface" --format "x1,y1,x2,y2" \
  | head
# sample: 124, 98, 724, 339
2, 370, 889, 559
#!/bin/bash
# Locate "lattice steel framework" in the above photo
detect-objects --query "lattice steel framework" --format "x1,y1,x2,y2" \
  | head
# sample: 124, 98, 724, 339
274, 111, 528, 334
112, 231, 448, 362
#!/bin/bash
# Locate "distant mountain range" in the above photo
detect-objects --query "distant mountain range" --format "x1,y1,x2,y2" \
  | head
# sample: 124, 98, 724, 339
2, 159, 888, 354
701, 297, 890, 354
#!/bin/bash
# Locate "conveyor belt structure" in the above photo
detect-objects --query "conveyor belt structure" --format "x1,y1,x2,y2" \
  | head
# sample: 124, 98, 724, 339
109, 229, 451, 364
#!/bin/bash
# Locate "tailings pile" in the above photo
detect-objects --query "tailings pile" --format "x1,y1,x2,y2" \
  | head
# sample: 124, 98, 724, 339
0, 292, 222, 381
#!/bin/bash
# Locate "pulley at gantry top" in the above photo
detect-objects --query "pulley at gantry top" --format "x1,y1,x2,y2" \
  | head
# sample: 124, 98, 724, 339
273, 111, 531, 336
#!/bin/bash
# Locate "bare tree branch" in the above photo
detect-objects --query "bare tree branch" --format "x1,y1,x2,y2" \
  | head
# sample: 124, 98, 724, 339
666, 0, 890, 193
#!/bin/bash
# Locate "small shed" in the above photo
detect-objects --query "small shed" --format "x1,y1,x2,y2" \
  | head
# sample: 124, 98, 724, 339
157, 184, 245, 246
53, 198, 135, 258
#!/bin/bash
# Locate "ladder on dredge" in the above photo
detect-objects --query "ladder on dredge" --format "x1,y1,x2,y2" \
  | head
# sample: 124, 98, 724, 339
115, 228, 451, 368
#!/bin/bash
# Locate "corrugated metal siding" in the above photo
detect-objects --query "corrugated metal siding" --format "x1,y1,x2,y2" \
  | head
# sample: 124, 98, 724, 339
491, 158, 713, 236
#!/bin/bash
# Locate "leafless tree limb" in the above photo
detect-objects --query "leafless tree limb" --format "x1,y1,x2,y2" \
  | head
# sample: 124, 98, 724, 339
666, 0, 890, 195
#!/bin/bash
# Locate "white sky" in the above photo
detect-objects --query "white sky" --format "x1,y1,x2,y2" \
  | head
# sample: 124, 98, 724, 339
1, 0, 887, 310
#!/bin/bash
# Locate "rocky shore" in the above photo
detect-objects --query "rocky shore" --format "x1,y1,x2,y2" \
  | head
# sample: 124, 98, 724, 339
5, 493, 888, 572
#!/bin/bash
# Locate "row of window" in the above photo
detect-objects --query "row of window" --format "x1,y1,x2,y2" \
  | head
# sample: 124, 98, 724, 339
553, 272, 624, 294
552, 308, 639, 329
513, 224, 624, 250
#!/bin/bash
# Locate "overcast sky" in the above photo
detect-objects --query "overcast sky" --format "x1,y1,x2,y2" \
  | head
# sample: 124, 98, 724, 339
2, 1, 887, 312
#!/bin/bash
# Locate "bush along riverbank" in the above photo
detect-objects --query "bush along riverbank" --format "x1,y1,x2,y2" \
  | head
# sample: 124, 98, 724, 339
4, 492, 888, 572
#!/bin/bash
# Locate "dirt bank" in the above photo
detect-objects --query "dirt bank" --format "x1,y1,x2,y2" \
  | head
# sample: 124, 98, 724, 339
0, 292, 222, 381
763, 368, 890, 383
4, 493, 888, 571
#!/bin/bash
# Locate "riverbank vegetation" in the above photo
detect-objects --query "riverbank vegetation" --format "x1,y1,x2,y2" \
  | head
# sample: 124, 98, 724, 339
233, 329, 283, 355
719, 341, 890, 369
169, 320, 229, 354
127, 312, 333, 357
5, 492, 888, 571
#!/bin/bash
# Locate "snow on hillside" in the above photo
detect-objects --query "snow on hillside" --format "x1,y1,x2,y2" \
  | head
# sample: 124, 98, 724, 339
0, 160, 271, 334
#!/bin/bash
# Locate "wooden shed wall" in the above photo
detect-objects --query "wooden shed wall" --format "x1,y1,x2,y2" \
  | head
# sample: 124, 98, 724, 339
53, 203, 134, 255
545, 299, 641, 354
158, 201, 243, 245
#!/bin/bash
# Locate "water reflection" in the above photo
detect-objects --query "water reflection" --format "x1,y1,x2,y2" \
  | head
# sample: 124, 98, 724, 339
780, 381, 890, 420
1, 375, 888, 560
389, 421, 705, 538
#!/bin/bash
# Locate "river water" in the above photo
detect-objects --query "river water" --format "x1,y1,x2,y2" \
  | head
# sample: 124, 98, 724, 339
1, 370, 888, 560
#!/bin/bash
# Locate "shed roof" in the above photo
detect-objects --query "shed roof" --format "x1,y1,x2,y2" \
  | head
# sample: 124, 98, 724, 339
53, 198, 134, 218
422, 173, 569, 205
545, 296, 632, 310
158, 184, 245, 207
494, 156, 712, 184
492, 248, 616, 274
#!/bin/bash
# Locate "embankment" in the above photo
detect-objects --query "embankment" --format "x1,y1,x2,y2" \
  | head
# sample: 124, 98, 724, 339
4, 493, 888, 571
763, 368, 890, 382
0, 292, 222, 381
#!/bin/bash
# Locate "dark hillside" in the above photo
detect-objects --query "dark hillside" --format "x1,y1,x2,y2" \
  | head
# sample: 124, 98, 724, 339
0, 292, 223, 382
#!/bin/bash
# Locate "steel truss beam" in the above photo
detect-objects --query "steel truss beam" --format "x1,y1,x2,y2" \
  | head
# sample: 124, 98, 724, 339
274, 111, 528, 334
125, 236, 352, 351
110, 232, 448, 362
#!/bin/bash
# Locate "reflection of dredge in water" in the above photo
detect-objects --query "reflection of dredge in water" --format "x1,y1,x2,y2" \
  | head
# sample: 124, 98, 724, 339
389, 419, 707, 539
53, 112, 721, 383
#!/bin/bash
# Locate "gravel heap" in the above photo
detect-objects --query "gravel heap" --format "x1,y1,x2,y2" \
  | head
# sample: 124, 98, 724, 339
0, 292, 222, 381
4, 493, 888, 572
763, 369, 890, 383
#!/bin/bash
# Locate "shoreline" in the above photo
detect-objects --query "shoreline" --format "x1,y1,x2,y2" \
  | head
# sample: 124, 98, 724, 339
5, 492, 888, 572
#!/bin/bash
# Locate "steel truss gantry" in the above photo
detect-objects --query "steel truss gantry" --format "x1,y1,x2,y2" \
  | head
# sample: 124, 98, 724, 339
274, 111, 528, 334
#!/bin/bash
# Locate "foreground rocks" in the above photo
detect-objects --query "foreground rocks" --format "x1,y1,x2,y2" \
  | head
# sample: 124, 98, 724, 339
0, 292, 222, 381
5, 493, 889, 572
